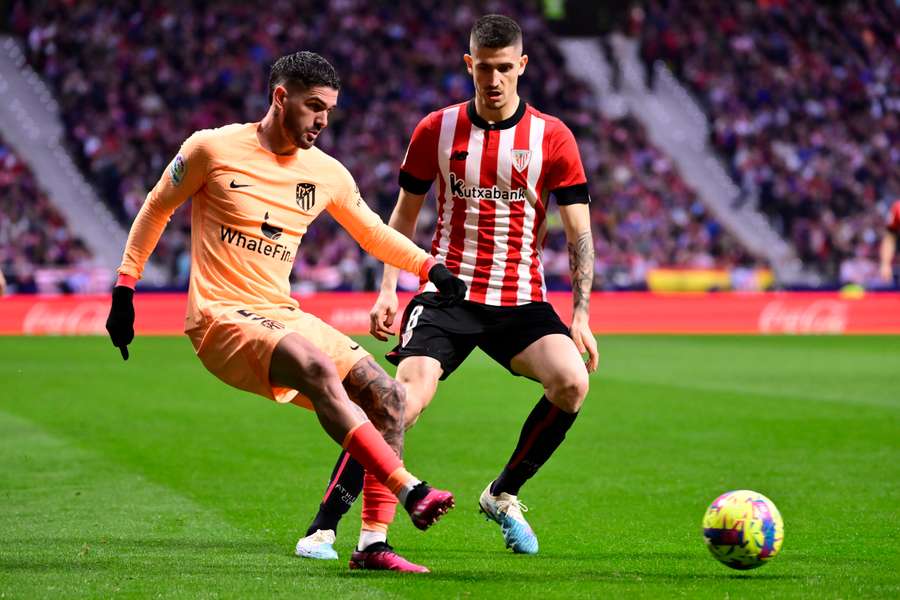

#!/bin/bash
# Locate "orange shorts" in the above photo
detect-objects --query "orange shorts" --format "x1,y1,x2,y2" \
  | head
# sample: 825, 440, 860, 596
186, 305, 370, 408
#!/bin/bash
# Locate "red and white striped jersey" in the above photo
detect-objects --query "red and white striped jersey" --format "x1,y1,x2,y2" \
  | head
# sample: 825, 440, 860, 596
888, 200, 900, 234
399, 100, 589, 306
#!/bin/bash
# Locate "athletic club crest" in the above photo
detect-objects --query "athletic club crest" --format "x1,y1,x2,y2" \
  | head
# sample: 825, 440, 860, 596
511, 149, 532, 173
296, 183, 316, 210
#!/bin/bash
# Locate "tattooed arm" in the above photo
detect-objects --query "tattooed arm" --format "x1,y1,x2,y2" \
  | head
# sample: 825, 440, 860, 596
559, 203, 599, 372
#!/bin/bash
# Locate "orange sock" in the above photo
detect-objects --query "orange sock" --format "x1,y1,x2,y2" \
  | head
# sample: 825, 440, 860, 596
362, 472, 398, 525
361, 519, 389, 534
342, 421, 414, 495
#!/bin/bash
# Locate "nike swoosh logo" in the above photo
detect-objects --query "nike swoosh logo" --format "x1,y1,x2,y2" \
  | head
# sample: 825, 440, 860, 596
230, 180, 252, 189
350, 344, 360, 350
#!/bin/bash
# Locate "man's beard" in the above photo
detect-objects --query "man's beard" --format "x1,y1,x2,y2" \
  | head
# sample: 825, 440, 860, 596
283, 103, 316, 149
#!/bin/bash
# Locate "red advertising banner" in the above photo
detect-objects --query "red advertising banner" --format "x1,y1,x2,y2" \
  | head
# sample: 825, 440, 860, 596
0, 292, 898, 336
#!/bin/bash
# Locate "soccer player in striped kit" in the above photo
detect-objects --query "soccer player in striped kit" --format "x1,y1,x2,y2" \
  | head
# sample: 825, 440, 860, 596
297, 15, 598, 570
879, 199, 900, 283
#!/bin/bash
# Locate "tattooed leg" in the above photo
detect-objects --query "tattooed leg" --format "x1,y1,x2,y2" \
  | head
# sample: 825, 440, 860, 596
343, 357, 407, 456
342, 358, 412, 536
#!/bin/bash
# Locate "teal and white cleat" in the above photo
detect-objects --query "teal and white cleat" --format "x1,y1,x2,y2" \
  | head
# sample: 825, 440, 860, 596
295, 529, 338, 560
478, 483, 539, 554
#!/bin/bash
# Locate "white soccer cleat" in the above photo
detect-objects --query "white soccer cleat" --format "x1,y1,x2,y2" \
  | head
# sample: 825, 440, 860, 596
295, 529, 338, 560
478, 483, 539, 554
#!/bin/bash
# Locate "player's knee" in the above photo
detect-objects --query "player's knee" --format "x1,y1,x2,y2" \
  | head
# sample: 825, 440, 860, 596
307, 356, 339, 382
302, 356, 342, 397
396, 374, 438, 430
341, 357, 409, 437
547, 370, 589, 413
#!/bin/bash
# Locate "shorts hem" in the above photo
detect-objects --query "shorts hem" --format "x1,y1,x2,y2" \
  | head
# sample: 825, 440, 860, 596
387, 348, 455, 380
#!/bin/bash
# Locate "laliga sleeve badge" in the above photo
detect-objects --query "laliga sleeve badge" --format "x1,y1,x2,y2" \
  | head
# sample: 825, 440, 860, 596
169, 154, 186, 186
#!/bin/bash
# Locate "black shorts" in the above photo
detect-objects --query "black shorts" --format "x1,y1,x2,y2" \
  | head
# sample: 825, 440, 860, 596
386, 293, 570, 379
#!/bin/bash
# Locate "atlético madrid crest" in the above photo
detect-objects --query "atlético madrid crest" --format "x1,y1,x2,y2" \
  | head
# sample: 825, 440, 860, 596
296, 183, 316, 210
511, 149, 532, 173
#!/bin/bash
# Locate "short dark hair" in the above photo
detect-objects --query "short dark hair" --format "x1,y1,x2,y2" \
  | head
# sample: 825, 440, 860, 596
267, 51, 340, 102
470, 14, 523, 50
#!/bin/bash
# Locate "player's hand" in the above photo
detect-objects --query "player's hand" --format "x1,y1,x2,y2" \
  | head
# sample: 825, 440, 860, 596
428, 263, 467, 305
369, 290, 400, 341
880, 263, 894, 283
105, 286, 135, 360
571, 312, 598, 372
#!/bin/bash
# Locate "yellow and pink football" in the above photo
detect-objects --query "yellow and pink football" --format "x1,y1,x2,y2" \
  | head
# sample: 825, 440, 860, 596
702, 490, 784, 570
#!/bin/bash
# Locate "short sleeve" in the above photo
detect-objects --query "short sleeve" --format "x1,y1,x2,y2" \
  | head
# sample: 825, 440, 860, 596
889, 200, 900, 233
545, 123, 589, 205
398, 112, 440, 194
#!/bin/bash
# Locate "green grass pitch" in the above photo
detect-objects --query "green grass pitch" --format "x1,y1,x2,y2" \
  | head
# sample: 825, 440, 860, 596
1, 335, 899, 598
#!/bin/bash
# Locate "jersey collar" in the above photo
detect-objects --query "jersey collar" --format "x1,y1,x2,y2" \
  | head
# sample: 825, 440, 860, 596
467, 99, 527, 131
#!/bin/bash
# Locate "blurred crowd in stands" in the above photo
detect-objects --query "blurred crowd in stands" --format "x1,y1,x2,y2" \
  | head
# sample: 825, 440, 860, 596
7, 0, 755, 293
639, 0, 899, 287
0, 137, 107, 294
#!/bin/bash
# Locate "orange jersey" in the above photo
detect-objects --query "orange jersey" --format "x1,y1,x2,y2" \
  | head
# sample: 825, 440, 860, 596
118, 122, 430, 330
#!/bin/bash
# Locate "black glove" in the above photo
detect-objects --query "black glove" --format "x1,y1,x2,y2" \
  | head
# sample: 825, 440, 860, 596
428, 263, 467, 305
106, 286, 135, 360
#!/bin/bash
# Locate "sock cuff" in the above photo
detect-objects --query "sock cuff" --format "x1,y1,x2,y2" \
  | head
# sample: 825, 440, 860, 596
342, 421, 403, 484
341, 422, 366, 449
384, 467, 413, 496
361, 520, 389, 534
541, 395, 579, 421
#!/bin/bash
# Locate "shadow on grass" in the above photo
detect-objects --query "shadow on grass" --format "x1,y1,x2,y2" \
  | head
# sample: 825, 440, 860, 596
417, 570, 806, 583
2, 540, 809, 584
338, 566, 805, 584
336, 549, 807, 583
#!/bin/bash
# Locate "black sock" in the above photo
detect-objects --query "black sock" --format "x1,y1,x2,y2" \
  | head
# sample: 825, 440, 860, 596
403, 482, 430, 512
361, 540, 393, 553
491, 396, 578, 497
305, 450, 364, 536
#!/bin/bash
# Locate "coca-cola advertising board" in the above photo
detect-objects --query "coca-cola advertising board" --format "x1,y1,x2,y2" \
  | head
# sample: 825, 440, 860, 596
1, 292, 898, 336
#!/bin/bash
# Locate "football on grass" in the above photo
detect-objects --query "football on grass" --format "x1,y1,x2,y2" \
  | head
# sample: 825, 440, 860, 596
702, 490, 783, 570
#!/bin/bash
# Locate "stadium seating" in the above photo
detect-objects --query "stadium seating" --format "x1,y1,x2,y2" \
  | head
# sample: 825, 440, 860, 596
14, 0, 755, 290
638, 0, 899, 285
0, 136, 99, 293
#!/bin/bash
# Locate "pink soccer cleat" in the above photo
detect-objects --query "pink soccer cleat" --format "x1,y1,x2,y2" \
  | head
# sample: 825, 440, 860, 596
407, 486, 455, 530
349, 542, 429, 573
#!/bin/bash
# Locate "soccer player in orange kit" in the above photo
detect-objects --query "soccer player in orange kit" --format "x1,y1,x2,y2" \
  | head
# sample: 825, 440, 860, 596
104, 51, 467, 570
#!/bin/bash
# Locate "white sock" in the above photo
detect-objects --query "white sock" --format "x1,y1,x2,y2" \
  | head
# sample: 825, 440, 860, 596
395, 477, 423, 506
357, 529, 387, 551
